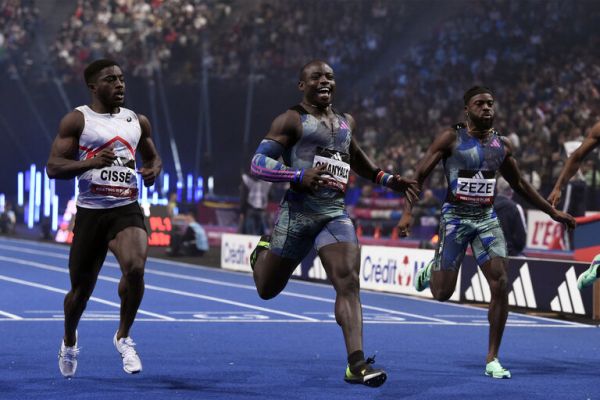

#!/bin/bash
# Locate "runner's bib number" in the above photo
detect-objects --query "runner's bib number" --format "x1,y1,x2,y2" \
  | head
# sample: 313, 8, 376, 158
455, 170, 496, 205
312, 147, 350, 192
90, 165, 138, 198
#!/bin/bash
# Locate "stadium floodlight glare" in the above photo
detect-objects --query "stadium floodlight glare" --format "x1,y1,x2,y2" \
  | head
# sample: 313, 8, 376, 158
51, 194, 59, 231
208, 176, 214, 195
195, 177, 204, 202
142, 183, 148, 204
27, 164, 36, 228
162, 173, 169, 194
186, 174, 193, 203
34, 171, 42, 222
17, 172, 24, 206
44, 169, 51, 217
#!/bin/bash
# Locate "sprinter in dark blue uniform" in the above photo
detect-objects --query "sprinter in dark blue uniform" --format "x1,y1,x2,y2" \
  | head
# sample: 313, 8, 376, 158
249, 60, 419, 387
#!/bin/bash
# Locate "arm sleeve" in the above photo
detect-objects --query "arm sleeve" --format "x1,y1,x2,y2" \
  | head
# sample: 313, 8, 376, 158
251, 139, 300, 183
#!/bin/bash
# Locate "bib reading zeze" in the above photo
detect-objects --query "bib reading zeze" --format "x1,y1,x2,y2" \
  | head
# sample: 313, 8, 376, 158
455, 169, 496, 205
75, 105, 141, 209
312, 147, 350, 192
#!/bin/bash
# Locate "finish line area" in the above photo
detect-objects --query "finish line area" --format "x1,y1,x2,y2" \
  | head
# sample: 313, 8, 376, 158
0, 237, 597, 400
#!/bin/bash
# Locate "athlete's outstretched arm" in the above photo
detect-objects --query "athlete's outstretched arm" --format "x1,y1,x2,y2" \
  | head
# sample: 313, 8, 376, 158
46, 111, 116, 179
251, 110, 328, 190
345, 114, 419, 203
499, 137, 576, 229
397, 128, 456, 236
548, 121, 600, 207
137, 114, 162, 187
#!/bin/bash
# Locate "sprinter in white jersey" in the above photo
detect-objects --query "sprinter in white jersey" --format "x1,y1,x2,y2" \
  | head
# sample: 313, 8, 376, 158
47, 59, 162, 378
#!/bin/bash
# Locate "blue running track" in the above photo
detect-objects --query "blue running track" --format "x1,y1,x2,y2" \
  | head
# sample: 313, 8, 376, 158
0, 237, 598, 400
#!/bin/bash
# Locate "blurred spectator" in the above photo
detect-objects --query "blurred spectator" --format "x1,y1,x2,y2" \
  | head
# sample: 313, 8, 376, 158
167, 211, 208, 257
239, 170, 272, 235
493, 177, 526, 256
411, 189, 441, 228
0, 201, 16, 234
167, 192, 179, 219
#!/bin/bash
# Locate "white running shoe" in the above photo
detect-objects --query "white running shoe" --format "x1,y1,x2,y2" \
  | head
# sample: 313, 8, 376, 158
113, 332, 142, 374
58, 331, 80, 378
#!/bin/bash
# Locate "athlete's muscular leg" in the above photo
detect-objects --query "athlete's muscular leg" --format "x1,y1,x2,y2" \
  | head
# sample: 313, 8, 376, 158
480, 257, 509, 363
319, 243, 363, 355
64, 244, 108, 346
430, 269, 460, 301
108, 227, 148, 339
253, 250, 298, 300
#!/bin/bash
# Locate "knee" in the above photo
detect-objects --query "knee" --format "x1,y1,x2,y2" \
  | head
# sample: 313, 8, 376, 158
489, 274, 509, 296
70, 285, 94, 304
333, 268, 360, 296
123, 259, 145, 282
432, 288, 453, 302
256, 287, 277, 300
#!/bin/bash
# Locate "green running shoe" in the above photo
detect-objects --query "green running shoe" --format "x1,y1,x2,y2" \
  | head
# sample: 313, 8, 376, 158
485, 358, 511, 379
577, 256, 600, 290
414, 259, 433, 292
344, 356, 387, 387
249, 235, 270, 270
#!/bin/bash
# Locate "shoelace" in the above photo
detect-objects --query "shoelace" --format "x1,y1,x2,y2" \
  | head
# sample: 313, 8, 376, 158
365, 355, 376, 365
60, 346, 80, 360
118, 338, 138, 358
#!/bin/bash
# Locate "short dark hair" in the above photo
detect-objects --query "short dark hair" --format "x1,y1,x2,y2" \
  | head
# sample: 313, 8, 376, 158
298, 59, 329, 81
84, 59, 120, 84
463, 86, 493, 105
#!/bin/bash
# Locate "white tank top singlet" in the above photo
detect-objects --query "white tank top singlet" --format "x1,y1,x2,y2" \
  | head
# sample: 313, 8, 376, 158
75, 105, 141, 209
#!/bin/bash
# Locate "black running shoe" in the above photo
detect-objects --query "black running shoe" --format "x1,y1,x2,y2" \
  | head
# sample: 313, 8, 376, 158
344, 356, 387, 387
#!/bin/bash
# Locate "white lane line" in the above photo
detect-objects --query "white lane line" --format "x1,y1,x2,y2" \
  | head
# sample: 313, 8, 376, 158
0, 255, 318, 322
0, 310, 23, 320
0, 273, 174, 321
0, 245, 451, 324
2, 241, 592, 327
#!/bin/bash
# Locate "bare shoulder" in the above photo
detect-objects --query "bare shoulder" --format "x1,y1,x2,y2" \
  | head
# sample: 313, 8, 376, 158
58, 110, 84, 138
265, 109, 302, 142
343, 113, 356, 130
499, 135, 514, 156
136, 113, 152, 134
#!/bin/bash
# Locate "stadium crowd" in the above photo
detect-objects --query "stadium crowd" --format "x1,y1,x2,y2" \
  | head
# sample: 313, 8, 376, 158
2, 0, 600, 238
0, 0, 38, 77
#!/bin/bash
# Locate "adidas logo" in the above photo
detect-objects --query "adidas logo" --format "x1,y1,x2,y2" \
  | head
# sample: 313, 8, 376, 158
331, 152, 342, 161
464, 268, 490, 302
307, 257, 327, 280
507, 263, 537, 308
473, 171, 485, 180
464, 263, 536, 308
550, 267, 585, 314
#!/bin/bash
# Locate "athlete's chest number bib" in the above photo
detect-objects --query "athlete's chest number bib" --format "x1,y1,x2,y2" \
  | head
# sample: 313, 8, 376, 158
312, 147, 350, 192
90, 165, 138, 198
455, 169, 496, 205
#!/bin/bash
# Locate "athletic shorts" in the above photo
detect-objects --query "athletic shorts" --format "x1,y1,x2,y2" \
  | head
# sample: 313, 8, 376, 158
270, 193, 357, 263
432, 203, 508, 272
72, 201, 147, 248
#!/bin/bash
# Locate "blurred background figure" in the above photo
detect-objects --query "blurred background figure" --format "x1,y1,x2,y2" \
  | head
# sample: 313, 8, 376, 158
167, 193, 179, 219
493, 177, 527, 256
239, 170, 272, 236
168, 210, 208, 257
0, 201, 16, 235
